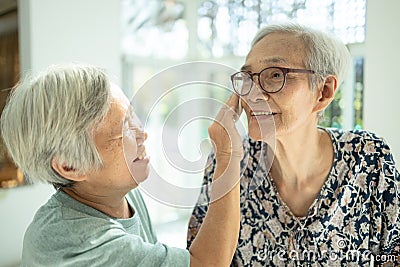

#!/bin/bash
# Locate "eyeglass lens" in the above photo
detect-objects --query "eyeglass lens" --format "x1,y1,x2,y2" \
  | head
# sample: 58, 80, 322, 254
232, 67, 285, 95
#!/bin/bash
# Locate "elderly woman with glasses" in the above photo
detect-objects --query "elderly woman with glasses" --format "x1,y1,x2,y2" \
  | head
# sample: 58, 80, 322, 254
187, 22, 399, 266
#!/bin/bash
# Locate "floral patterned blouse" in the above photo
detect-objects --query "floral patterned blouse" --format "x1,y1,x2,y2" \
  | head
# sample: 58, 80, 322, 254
187, 128, 400, 266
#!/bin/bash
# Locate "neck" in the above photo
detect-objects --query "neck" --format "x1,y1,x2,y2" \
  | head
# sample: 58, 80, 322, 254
62, 186, 132, 219
270, 124, 333, 188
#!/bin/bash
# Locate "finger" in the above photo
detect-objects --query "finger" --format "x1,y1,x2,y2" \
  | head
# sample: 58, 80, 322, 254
215, 94, 241, 124
220, 104, 239, 128
227, 94, 243, 120
215, 105, 229, 124
225, 93, 239, 111
237, 97, 242, 117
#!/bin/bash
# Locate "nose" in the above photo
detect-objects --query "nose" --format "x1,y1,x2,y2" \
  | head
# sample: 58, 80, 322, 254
245, 79, 269, 103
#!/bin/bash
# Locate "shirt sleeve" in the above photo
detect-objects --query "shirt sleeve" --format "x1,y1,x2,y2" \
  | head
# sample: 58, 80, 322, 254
186, 153, 215, 249
22, 219, 190, 267
374, 139, 400, 265
95, 233, 191, 267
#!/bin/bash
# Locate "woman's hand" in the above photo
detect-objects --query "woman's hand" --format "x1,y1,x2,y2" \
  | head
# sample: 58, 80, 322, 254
208, 94, 243, 164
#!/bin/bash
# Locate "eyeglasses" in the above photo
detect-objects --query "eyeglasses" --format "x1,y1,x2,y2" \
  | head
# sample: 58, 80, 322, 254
230, 67, 315, 95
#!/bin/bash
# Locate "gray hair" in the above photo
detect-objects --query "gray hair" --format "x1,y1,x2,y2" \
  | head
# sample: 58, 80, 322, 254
251, 22, 352, 121
0, 64, 111, 187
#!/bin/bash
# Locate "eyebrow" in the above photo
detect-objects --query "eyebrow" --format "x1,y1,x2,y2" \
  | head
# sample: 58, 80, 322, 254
241, 57, 290, 71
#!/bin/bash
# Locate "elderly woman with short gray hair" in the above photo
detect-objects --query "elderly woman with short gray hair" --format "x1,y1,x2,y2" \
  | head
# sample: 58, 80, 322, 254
1, 63, 243, 267
187, 22, 400, 266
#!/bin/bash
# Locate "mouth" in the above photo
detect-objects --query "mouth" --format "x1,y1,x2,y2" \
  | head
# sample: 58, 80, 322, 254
251, 111, 277, 116
133, 146, 147, 162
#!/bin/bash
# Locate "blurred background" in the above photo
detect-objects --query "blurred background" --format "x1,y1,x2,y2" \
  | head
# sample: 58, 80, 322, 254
0, 0, 399, 266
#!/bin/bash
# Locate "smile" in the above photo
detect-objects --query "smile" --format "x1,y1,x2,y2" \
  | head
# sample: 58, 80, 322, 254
251, 111, 276, 116
133, 146, 147, 162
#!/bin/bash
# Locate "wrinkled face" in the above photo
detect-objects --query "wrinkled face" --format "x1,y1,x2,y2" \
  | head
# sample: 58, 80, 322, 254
241, 32, 319, 141
89, 84, 149, 192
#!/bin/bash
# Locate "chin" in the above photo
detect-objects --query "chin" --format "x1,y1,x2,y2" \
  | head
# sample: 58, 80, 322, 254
248, 122, 276, 144
129, 163, 150, 185
246, 110, 276, 139
249, 131, 274, 145
133, 171, 149, 184
249, 130, 263, 141
131, 176, 147, 186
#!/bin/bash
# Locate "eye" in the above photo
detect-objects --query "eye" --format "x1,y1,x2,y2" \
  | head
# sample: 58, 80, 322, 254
269, 70, 284, 80
272, 71, 282, 79
262, 68, 284, 82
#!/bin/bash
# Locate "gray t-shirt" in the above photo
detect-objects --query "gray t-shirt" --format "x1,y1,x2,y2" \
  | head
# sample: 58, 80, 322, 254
21, 189, 190, 266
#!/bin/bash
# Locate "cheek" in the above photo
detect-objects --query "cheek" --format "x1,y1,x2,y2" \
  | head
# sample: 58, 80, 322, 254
274, 90, 299, 113
123, 134, 138, 160
97, 141, 125, 175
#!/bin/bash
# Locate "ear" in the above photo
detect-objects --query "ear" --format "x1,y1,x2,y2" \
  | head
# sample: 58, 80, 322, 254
51, 158, 86, 182
312, 75, 338, 113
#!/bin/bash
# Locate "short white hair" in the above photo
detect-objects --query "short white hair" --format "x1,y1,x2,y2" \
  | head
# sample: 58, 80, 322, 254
1, 64, 111, 187
252, 22, 351, 85
252, 22, 352, 121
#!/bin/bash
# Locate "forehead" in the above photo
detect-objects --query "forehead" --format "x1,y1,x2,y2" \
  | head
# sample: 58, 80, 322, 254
110, 83, 130, 107
244, 32, 306, 70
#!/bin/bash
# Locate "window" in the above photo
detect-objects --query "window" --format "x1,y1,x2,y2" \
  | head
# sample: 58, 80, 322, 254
198, 0, 366, 57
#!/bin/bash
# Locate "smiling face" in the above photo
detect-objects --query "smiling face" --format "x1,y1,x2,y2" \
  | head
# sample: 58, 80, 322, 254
87, 84, 149, 193
122, 101, 149, 185
241, 32, 320, 141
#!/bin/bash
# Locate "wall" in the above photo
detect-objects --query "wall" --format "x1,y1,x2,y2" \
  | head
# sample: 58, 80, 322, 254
364, 0, 400, 166
18, 0, 121, 78
0, 1, 121, 266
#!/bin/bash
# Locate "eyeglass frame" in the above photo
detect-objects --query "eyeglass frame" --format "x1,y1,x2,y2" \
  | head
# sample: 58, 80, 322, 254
230, 66, 316, 95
